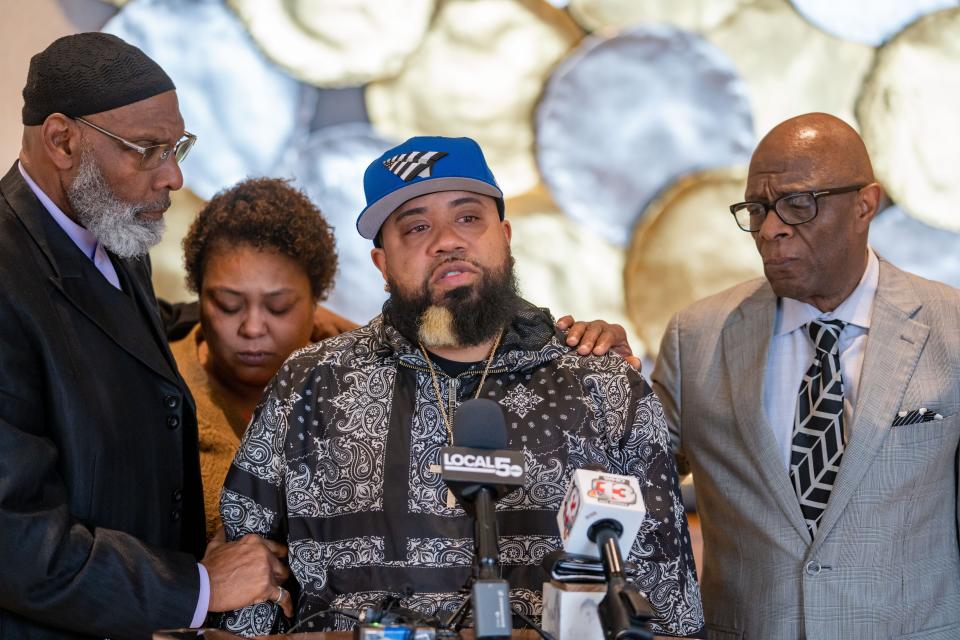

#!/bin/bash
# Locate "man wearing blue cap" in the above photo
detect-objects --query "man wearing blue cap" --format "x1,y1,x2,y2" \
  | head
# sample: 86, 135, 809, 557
218, 136, 704, 636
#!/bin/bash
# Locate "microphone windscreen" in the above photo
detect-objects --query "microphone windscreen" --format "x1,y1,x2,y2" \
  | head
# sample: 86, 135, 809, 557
453, 398, 507, 449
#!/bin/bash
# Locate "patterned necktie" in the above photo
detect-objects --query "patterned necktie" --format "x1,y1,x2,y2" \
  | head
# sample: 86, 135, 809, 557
790, 319, 847, 535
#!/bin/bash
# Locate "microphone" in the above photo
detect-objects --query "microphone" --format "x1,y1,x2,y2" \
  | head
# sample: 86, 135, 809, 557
556, 468, 655, 640
440, 398, 526, 638
558, 468, 644, 556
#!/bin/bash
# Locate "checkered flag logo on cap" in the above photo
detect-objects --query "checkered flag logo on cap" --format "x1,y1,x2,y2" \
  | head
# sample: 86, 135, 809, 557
790, 319, 847, 536
383, 151, 448, 182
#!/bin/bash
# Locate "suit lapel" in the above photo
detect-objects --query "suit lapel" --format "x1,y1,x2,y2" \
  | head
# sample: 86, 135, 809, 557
116, 254, 187, 390
722, 283, 812, 541
2, 164, 179, 385
812, 260, 927, 545
51, 225, 180, 386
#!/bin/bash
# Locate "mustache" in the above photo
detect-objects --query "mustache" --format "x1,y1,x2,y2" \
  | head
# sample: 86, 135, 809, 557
428, 254, 482, 271
423, 254, 484, 293
133, 194, 171, 215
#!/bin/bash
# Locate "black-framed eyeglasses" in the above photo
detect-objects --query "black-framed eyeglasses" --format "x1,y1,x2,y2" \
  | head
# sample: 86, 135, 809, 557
729, 184, 866, 232
72, 116, 197, 170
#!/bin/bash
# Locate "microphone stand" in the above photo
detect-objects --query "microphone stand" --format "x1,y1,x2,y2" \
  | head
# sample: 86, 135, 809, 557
587, 520, 656, 640
474, 487, 502, 581
443, 486, 512, 638
442, 577, 475, 633
439, 398, 526, 639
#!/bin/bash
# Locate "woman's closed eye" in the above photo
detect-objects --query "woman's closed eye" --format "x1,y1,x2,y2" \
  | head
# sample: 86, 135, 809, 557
266, 303, 295, 316
214, 299, 242, 314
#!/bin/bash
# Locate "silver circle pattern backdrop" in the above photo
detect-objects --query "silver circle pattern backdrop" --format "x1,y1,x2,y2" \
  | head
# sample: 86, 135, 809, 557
92, 0, 960, 357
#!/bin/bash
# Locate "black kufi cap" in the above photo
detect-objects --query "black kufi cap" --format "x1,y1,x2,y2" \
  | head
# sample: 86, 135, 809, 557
22, 32, 175, 126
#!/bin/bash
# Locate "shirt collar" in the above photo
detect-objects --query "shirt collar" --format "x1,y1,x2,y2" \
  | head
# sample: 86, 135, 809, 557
18, 161, 99, 260
776, 248, 879, 336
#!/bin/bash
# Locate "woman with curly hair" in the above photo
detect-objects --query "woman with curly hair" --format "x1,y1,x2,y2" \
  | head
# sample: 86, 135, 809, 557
173, 177, 350, 537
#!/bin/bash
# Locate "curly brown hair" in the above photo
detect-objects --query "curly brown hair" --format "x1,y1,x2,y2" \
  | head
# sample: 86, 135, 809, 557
183, 177, 337, 300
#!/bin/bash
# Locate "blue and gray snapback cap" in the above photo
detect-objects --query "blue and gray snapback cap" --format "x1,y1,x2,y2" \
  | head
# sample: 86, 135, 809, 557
356, 136, 505, 241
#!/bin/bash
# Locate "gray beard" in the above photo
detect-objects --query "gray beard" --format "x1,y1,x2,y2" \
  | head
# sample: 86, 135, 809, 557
66, 149, 168, 258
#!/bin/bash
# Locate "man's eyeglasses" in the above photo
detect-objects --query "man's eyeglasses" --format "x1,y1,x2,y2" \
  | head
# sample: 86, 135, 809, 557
729, 184, 865, 232
72, 116, 197, 171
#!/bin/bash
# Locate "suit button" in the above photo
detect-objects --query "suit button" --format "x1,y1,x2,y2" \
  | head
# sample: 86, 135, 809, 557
172, 488, 183, 502
170, 508, 181, 522
805, 560, 821, 576
167, 415, 180, 430
164, 395, 179, 409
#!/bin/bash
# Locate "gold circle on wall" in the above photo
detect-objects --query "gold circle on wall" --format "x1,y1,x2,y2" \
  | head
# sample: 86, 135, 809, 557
856, 7, 960, 232
507, 190, 645, 358
624, 167, 763, 357
149, 187, 206, 303
365, 0, 583, 198
568, 0, 744, 33
706, 0, 875, 138
228, 0, 437, 87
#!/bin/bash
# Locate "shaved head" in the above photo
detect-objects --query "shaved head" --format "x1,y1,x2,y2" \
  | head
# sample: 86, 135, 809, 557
751, 113, 875, 190
744, 113, 883, 311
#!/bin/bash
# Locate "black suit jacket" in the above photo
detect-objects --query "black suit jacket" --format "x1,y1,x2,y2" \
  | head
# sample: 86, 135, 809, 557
0, 164, 206, 639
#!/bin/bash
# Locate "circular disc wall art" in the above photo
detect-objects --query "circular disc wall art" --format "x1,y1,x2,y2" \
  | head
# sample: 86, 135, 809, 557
366, 0, 583, 198
227, 0, 436, 87
624, 167, 762, 355
103, 0, 308, 200
536, 25, 754, 247
857, 8, 960, 232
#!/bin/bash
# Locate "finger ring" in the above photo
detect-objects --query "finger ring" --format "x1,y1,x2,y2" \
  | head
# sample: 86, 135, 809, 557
274, 586, 285, 604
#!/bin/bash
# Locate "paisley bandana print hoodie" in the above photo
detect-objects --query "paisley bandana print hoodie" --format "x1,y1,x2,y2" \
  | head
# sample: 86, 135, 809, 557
218, 302, 703, 636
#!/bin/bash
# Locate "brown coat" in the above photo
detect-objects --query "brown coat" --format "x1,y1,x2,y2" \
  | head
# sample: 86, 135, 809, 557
170, 325, 247, 539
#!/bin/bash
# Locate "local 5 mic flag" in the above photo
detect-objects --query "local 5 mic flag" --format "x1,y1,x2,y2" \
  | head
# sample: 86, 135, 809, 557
557, 468, 646, 556
440, 447, 524, 483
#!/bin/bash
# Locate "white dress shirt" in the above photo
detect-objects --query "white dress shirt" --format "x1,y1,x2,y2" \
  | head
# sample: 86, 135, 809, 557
18, 161, 122, 290
763, 249, 880, 469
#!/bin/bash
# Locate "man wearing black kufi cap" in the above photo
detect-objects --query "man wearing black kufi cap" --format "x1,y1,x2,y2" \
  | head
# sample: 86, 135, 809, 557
0, 32, 292, 638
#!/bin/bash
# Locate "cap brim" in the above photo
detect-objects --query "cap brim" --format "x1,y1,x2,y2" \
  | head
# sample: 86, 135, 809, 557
357, 177, 503, 239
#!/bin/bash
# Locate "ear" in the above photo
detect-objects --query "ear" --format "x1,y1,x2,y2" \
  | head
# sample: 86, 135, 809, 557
501, 218, 512, 244
39, 114, 81, 170
370, 246, 388, 283
856, 183, 883, 230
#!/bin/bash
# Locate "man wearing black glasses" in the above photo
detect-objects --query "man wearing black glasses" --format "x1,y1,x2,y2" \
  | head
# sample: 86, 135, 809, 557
0, 33, 292, 638
652, 112, 960, 639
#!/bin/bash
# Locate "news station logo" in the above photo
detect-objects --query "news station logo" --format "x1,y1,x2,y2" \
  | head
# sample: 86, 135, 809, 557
441, 452, 523, 478
587, 476, 637, 506
560, 488, 580, 539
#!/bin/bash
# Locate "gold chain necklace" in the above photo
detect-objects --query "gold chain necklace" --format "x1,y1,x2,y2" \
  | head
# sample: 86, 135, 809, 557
419, 328, 504, 444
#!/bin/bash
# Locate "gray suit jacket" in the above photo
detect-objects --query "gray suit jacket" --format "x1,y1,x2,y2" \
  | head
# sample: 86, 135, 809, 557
652, 258, 960, 640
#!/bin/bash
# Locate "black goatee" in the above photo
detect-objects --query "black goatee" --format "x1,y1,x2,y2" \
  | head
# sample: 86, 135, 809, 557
383, 254, 521, 348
